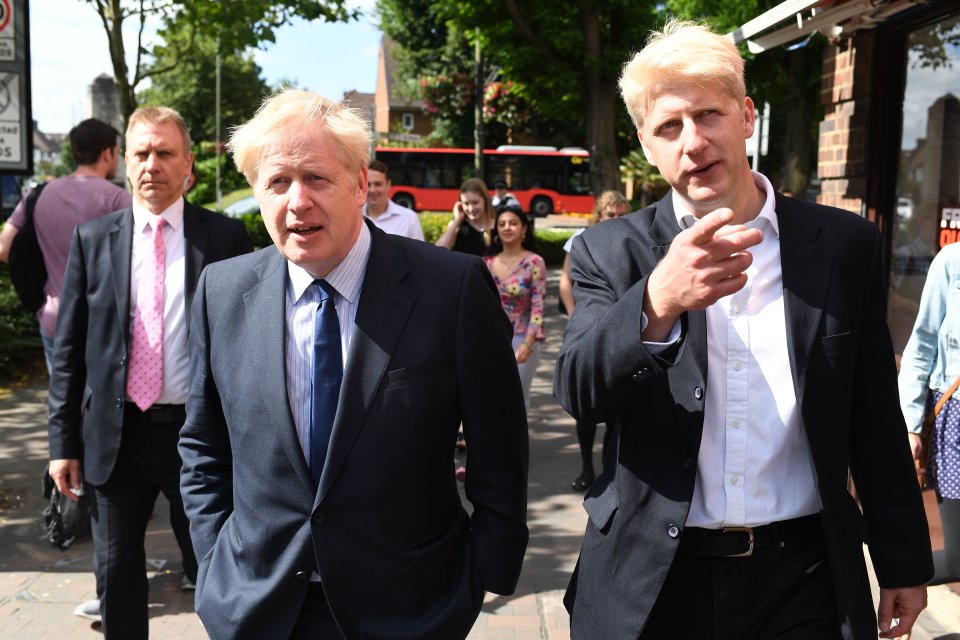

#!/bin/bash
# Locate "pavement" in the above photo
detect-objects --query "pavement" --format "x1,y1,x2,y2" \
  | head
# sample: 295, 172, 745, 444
0, 268, 958, 639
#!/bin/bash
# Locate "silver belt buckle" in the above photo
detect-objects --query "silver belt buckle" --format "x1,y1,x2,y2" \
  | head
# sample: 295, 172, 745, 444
722, 527, 754, 557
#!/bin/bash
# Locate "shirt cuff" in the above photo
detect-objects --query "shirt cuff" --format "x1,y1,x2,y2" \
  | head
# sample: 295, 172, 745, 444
641, 311, 682, 355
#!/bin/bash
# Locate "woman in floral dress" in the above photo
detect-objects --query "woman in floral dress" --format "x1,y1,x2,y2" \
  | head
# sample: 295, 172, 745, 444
484, 204, 546, 407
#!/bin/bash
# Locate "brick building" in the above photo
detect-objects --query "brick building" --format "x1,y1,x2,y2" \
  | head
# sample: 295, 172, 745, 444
736, 0, 960, 354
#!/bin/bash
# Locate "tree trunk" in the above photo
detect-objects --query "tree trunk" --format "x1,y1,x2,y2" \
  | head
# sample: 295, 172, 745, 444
580, 6, 620, 194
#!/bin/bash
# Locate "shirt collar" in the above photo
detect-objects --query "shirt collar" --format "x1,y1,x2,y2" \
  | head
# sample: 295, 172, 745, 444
362, 201, 398, 221
673, 171, 779, 238
287, 221, 371, 305
132, 197, 184, 232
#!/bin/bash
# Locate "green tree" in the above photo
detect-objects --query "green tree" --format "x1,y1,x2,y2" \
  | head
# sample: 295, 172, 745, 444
378, 0, 661, 191
84, 0, 357, 126
137, 28, 271, 143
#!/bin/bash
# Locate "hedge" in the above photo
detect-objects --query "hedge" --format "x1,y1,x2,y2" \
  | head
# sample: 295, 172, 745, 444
237, 212, 574, 267
0, 263, 43, 383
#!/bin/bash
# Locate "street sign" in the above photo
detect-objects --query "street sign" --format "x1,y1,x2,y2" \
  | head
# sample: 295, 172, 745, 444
0, 0, 29, 173
0, 0, 14, 61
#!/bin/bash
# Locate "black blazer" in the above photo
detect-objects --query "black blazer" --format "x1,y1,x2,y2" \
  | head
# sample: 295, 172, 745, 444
48, 202, 253, 486
179, 221, 529, 640
554, 193, 933, 640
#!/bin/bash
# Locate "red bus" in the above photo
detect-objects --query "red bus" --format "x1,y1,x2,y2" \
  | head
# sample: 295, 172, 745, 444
375, 146, 594, 216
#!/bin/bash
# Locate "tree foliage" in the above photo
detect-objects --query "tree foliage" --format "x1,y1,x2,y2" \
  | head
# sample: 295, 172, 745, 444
378, 0, 663, 191
84, 0, 358, 126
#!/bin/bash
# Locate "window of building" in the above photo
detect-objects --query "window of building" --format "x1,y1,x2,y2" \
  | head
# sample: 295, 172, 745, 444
888, 14, 960, 353
402, 113, 415, 131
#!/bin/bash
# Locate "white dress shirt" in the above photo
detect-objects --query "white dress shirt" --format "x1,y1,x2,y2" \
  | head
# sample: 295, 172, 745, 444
673, 173, 820, 528
363, 200, 424, 241
128, 199, 189, 405
285, 222, 371, 466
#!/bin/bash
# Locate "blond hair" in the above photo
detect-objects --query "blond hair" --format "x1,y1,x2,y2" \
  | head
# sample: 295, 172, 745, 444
459, 178, 496, 248
593, 190, 629, 222
619, 19, 746, 130
228, 89, 371, 185
126, 106, 192, 154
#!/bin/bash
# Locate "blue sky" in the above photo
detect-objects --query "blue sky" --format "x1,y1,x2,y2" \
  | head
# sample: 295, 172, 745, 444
30, 0, 380, 134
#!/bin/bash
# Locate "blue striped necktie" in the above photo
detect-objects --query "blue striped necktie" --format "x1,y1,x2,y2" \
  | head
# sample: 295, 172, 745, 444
310, 279, 342, 486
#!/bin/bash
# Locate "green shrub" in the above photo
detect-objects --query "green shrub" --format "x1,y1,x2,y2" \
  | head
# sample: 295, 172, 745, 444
0, 263, 43, 382
419, 213, 452, 245
239, 212, 271, 248
233, 210, 574, 268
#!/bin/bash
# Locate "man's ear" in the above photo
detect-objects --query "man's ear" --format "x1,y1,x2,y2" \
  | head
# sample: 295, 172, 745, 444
637, 131, 656, 167
742, 96, 757, 139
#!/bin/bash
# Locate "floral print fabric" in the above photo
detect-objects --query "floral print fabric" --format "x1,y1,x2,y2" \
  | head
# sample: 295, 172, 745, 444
483, 253, 546, 342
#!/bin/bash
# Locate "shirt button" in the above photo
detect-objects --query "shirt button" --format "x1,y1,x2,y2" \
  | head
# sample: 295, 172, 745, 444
667, 524, 680, 538
295, 570, 310, 581
730, 475, 740, 486
694, 386, 703, 400
731, 419, 741, 429
683, 458, 694, 470
733, 361, 743, 371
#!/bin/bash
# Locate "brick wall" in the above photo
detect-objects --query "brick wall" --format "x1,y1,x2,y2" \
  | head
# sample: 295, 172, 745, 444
818, 32, 873, 215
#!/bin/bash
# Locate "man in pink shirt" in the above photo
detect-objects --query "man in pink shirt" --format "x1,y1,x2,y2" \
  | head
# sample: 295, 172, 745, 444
0, 118, 131, 372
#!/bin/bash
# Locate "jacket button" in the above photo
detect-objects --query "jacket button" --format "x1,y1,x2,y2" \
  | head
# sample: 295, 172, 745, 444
295, 570, 310, 581
120, 356, 126, 366
683, 458, 694, 470
667, 524, 680, 539
115, 397, 123, 408
694, 386, 703, 400
312, 511, 326, 524
632, 367, 651, 381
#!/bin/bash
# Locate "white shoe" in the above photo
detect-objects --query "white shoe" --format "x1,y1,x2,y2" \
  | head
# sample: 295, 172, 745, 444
73, 598, 101, 622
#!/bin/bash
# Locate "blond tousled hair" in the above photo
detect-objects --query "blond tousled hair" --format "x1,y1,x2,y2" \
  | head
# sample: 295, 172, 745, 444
593, 190, 629, 222
619, 19, 746, 130
228, 89, 371, 186
126, 105, 192, 155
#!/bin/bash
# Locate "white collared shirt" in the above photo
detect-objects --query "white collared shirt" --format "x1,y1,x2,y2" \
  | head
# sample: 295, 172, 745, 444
676, 172, 819, 528
285, 222, 371, 465
363, 200, 424, 241
128, 198, 189, 405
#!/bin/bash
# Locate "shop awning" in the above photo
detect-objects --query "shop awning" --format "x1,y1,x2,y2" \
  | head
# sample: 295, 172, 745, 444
728, 0, 920, 54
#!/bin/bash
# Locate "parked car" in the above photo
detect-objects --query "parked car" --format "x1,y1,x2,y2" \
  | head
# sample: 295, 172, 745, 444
224, 195, 259, 218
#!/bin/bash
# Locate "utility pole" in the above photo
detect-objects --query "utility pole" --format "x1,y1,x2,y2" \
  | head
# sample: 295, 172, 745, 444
215, 38, 222, 210
474, 29, 484, 179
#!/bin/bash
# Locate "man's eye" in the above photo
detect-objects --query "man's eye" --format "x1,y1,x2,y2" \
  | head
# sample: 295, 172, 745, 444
656, 121, 679, 135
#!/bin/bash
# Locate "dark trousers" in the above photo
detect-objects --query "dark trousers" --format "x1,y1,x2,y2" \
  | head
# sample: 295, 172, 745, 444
290, 582, 346, 639
640, 516, 842, 640
89, 405, 197, 639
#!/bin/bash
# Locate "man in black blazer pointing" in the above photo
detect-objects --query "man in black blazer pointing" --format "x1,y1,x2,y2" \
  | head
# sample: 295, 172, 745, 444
47, 106, 252, 638
555, 19, 932, 640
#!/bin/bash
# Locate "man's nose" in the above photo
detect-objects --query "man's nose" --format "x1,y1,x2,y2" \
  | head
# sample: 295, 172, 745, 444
287, 180, 311, 211
681, 121, 708, 155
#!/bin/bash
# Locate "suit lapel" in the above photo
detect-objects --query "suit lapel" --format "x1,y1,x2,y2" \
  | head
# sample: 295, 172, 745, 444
183, 201, 209, 329
777, 194, 831, 405
243, 248, 317, 497
109, 209, 134, 347
316, 224, 416, 505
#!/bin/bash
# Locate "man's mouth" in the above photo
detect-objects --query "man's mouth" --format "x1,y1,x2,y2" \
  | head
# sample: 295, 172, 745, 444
289, 225, 323, 236
688, 161, 718, 177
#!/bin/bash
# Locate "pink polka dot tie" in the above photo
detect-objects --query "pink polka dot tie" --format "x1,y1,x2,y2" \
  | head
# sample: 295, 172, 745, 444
127, 217, 166, 411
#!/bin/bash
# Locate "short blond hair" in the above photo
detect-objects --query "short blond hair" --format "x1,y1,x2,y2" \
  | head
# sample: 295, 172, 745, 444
619, 19, 746, 130
593, 190, 629, 222
228, 89, 371, 185
126, 106, 192, 154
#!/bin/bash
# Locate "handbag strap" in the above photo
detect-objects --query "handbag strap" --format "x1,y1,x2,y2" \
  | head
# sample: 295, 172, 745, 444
934, 375, 960, 418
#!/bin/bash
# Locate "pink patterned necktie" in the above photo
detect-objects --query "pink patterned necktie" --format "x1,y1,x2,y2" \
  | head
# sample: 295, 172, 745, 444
127, 217, 166, 411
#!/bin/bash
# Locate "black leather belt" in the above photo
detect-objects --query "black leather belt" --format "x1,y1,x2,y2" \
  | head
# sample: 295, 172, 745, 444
678, 513, 822, 558
124, 402, 186, 424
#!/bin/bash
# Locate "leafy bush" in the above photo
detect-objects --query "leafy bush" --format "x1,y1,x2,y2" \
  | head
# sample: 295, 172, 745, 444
0, 263, 43, 382
232, 211, 574, 267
